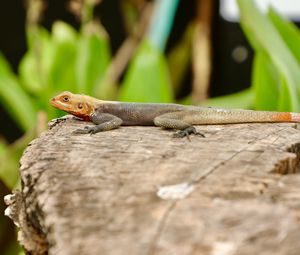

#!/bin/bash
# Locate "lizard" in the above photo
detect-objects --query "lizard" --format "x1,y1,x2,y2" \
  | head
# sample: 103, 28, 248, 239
50, 91, 300, 138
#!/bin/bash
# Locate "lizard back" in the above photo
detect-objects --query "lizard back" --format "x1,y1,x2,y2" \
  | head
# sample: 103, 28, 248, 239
95, 102, 187, 125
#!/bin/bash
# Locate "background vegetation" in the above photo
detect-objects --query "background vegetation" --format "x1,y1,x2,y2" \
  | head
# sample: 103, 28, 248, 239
1, 0, 300, 253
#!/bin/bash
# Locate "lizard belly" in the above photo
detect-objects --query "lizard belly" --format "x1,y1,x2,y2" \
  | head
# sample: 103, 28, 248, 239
97, 102, 185, 126
121, 113, 155, 126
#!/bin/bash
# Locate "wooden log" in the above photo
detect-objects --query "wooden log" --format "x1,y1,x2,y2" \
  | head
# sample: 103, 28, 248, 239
5, 117, 300, 255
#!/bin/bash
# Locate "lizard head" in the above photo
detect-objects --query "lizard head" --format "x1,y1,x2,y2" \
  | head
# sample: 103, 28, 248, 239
50, 91, 98, 120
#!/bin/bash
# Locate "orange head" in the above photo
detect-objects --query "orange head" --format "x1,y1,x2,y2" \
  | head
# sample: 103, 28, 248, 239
50, 91, 98, 120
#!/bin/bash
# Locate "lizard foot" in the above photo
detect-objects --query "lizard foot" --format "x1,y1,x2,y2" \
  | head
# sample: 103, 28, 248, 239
73, 126, 97, 135
173, 126, 205, 138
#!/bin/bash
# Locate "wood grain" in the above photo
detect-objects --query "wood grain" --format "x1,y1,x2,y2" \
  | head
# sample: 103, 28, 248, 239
15, 118, 300, 254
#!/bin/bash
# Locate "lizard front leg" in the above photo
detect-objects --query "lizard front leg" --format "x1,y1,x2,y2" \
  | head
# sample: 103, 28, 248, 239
154, 112, 205, 138
74, 113, 123, 134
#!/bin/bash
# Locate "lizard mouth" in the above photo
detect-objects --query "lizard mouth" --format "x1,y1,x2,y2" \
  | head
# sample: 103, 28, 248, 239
50, 97, 69, 111
50, 97, 60, 108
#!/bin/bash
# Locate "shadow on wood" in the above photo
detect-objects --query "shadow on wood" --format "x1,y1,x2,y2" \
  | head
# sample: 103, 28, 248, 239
5, 117, 300, 255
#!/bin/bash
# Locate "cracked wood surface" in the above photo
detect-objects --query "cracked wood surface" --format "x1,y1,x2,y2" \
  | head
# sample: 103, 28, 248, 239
19, 118, 300, 255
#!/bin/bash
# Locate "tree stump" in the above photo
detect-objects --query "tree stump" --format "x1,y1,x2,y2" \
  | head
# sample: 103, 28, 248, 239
5, 117, 300, 255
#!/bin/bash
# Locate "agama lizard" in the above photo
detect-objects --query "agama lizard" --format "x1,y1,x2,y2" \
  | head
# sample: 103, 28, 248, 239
50, 91, 300, 138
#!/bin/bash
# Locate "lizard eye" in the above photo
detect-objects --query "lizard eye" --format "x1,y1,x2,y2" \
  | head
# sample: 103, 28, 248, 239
78, 103, 83, 109
63, 96, 69, 102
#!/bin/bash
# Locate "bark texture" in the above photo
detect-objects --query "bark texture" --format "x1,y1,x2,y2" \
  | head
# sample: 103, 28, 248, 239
11, 118, 300, 254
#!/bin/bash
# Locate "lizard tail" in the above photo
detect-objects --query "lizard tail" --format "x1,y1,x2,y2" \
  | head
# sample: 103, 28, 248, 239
290, 112, 300, 122
229, 111, 300, 123
220, 110, 300, 123
182, 109, 300, 124
233, 111, 300, 123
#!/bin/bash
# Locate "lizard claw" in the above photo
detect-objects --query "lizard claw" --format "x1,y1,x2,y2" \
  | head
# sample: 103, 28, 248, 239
87, 127, 98, 135
73, 126, 96, 135
173, 126, 205, 139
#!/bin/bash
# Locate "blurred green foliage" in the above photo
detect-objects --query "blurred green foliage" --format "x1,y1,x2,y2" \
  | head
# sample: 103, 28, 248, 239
207, 0, 300, 110
120, 40, 173, 102
1, 0, 300, 253
239, 0, 300, 111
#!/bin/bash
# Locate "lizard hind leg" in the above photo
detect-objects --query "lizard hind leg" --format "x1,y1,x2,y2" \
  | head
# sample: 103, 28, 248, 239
154, 113, 205, 138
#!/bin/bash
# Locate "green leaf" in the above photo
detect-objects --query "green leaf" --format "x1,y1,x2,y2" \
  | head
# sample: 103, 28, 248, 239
19, 52, 44, 95
52, 21, 77, 43
200, 88, 254, 109
76, 25, 111, 94
0, 53, 36, 130
252, 51, 279, 110
47, 22, 78, 93
120, 40, 173, 102
268, 8, 300, 66
278, 76, 293, 111
19, 27, 51, 95
0, 139, 6, 156
0, 130, 35, 189
238, 0, 300, 111
167, 23, 193, 94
